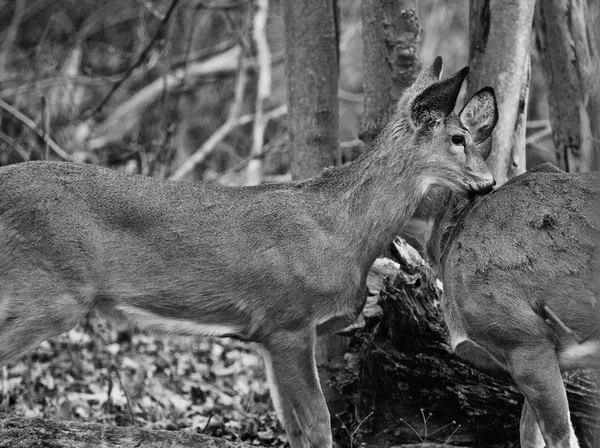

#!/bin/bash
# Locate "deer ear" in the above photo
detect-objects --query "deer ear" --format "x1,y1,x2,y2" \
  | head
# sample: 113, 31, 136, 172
411, 66, 469, 127
415, 56, 443, 85
459, 87, 498, 146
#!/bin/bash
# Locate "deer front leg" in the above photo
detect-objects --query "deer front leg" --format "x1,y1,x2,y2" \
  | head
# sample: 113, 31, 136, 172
507, 344, 579, 448
520, 399, 545, 448
261, 328, 332, 448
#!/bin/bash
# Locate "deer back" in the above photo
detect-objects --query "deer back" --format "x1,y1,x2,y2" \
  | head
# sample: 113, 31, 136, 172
441, 164, 600, 359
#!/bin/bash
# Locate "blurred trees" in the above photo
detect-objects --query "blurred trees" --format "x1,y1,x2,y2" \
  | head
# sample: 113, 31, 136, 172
534, 0, 600, 172
284, 0, 339, 179
360, 0, 420, 143
1, 0, 596, 182
281, 0, 343, 426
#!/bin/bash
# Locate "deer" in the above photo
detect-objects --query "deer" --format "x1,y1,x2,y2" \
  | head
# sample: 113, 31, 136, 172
0, 58, 498, 448
402, 104, 599, 447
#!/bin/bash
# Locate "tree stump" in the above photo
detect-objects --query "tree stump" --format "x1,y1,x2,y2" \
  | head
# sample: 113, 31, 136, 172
332, 239, 599, 448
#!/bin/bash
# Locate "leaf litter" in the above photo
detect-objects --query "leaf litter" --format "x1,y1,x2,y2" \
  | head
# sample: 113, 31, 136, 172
0, 315, 287, 446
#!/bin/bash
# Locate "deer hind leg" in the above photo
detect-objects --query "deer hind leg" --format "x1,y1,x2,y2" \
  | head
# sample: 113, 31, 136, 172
261, 328, 332, 448
0, 268, 89, 366
507, 344, 579, 448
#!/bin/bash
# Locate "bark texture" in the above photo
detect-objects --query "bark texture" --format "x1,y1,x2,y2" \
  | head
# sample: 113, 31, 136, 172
468, 0, 535, 185
0, 414, 245, 448
283, 0, 339, 179
360, 0, 421, 144
534, 0, 600, 172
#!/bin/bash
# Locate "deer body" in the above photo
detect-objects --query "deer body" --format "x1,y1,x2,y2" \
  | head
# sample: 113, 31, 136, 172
443, 166, 600, 374
0, 155, 422, 345
0, 59, 497, 448
410, 164, 599, 448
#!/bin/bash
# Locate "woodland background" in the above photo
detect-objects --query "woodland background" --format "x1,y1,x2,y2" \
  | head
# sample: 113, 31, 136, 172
0, 0, 599, 447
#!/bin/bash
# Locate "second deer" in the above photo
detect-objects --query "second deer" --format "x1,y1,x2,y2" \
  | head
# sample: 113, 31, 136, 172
404, 123, 599, 446
0, 58, 497, 448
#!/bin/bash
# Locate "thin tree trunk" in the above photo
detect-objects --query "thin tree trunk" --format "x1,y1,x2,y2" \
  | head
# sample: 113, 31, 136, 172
534, 0, 600, 173
468, 0, 535, 185
282, 0, 343, 425
360, 0, 421, 144
283, 0, 339, 179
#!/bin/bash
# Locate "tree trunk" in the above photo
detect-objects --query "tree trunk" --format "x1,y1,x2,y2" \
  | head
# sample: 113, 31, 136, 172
283, 0, 339, 179
332, 239, 600, 448
282, 0, 343, 425
360, 0, 421, 144
468, 0, 535, 185
0, 414, 245, 448
534, 0, 600, 173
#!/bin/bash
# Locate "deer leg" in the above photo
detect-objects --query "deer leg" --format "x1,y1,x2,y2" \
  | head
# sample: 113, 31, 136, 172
507, 344, 579, 448
0, 267, 89, 365
261, 328, 332, 448
261, 348, 309, 447
520, 399, 545, 448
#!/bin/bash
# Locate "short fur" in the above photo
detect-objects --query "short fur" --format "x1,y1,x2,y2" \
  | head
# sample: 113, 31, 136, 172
0, 58, 497, 448
405, 159, 599, 447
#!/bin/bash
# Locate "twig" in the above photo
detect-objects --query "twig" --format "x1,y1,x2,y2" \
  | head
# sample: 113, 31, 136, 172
137, 0, 166, 19
195, 0, 252, 9
112, 365, 136, 425
340, 138, 363, 149
106, 367, 114, 414
526, 126, 552, 144
201, 414, 213, 433
350, 411, 373, 441
1, 366, 9, 412
0, 98, 74, 161
444, 423, 461, 444
25, 354, 34, 409
172, 105, 287, 182
0, 0, 26, 71
526, 119, 550, 129
339, 89, 363, 103
169, 54, 249, 181
87, 46, 241, 150
399, 418, 424, 442
153, 7, 177, 178
41, 96, 49, 160
245, 0, 271, 186
86, 0, 182, 118
0, 130, 29, 161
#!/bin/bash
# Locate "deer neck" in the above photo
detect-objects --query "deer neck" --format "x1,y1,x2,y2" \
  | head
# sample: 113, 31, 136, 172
307, 125, 431, 268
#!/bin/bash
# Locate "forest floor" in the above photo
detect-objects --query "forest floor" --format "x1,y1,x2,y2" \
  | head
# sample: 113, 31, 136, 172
0, 317, 286, 447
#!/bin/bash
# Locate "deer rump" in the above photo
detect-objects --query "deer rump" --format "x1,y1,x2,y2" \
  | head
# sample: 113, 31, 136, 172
441, 164, 600, 372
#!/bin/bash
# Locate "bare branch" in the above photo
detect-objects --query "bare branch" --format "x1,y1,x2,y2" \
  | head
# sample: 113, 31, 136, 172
0, 130, 30, 161
169, 55, 249, 181
86, 0, 182, 119
87, 46, 242, 150
245, 0, 271, 186
0, 98, 73, 161
169, 104, 287, 182
0, 0, 26, 72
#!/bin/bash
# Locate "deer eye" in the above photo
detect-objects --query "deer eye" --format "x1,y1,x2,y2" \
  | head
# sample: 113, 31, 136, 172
451, 135, 465, 146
